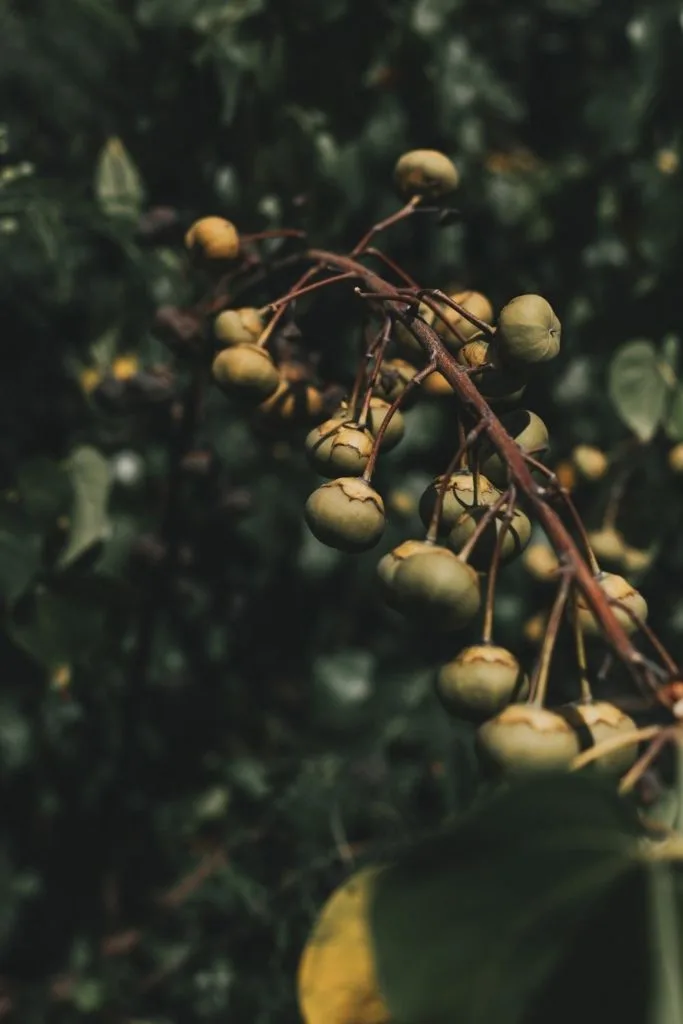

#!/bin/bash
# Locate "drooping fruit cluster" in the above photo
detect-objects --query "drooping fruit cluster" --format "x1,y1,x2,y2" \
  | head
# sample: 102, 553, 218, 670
183, 150, 655, 788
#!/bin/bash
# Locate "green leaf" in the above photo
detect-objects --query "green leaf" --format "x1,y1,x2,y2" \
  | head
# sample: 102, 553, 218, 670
0, 531, 41, 603
8, 586, 105, 668
57, 446, 111, 570
94, 137, 145, 219
647, 863, 683, 1024
369, 774, 641, 1024
664, 385, 683, 443
608, 340, 669, 442
660, 334, 679, 384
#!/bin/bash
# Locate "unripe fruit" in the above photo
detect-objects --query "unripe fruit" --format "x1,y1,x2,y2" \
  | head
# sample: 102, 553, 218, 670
422, 369, 452, 396
391, 549, 481, 630
377, 539, 438, 603
575, 571, 648, 636
587, 527, 627, 565
668, 443, 683, 475
256, 380, 324, 425
394, 149, 459, 198
523, 543, 559, 582
214, 307, 264, 347
497, 294, 561, 364
566, 701, 639, 775
622, 546, 654, 575
211, 344, 280, 401
373, 359, 419, 404
456, 338, 489, 370
418, 471, 500, 536
304, 478, 385, 553
480, 409, 549, 488
185, 216, 240, 260
305, 420, 374, 477
571, 445, 609, 481
335, 398, 405, 452
477, 705, 580, 775
436, 644, 529, 722
394, 302, 435, 356
449, 506, 532, 570
523, 612, 548, 645
432, 291, 494, 348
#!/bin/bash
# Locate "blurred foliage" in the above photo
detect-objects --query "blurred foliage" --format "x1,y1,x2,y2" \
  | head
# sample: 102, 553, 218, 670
3, 0, 683, 1021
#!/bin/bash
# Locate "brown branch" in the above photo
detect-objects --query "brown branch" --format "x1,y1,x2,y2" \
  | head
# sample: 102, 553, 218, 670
304, 247, 657, 691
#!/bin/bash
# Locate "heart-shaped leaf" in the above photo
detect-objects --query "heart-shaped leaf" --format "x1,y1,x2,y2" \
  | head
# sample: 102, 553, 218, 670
608, 340, 669, 442
57, 446, 111, 570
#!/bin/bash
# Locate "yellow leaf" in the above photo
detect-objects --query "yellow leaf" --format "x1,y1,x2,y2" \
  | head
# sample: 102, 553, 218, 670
297, 865, 390, 1024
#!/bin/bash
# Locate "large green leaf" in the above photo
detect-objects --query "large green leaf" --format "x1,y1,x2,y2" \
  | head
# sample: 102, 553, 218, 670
369, 774, 643, 1024
0, 531, 41, 603
16, 457, 73, 526
608, 340, 669, 442
94, 136, 145, 219
57, 446, 111, 570
8, 586, 105, 668
664, 385, 683, 443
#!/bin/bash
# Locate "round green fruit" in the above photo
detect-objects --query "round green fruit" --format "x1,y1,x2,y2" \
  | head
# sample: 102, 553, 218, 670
449, 505, 531, 569
480, 409, 549, 488
436, 644, 529, 722
565, 701, 639, 775
497, 294, 561, 364
391, 548, 481, 630
575, 572, 648, 636
305, 420, 374, 477
394, 149, 459, 198
304, 478, 385, 553
214, 307, 264, 346
377, 539, 440, 605
418, 471, 500, 536
477, 704, 580, 775
211, 344, 280, 401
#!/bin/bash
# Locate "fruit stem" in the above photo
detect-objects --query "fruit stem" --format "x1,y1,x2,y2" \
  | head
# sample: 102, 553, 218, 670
605, 600, 679, 677
570, 725, 663, 773
361, 361, 436, 482
457, 416, 468, 470
420, 287, 496, 339
523, 453, 601, 575
350, 195, 421, 257
361, 247, 421, 289
265, 269, 359, 312
240, 227, 308, 244
357, 318, 393, 427
415, 292, 469, 349
601, 461, 634, 531
529, 568, 572, 707
426, 420, 489, 543
481, 487, 517, 644
255, 265, 322, 348
571, 589, 593, 703
618, 726, 676, 794
457, 486, 512, 563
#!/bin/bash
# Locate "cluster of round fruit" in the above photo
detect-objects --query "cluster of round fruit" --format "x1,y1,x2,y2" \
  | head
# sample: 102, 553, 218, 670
187, 148, 650, 782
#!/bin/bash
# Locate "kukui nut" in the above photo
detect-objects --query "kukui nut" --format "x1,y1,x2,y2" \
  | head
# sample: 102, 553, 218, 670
418, 471, 500, 536
571, 445, 609, 481
477, 704, 580, 775
523, 543, 560, 582
304, 478, 385, 552
575, 571, 648, 636
432, 291, 494, 348
305, 420, 374, 477
436, 644, 529, 722
373, 359, 419, 404
214, 307, 265, 346
668, 443, 683, 475
335, 398, 405, 452
497, 294, 561, 364
257, 380, 324, 425
449, 505, 531, 569
377, 539, 438, 604
480, 409, 550, 488
565, 701, 639, 775
587, 527, 627, 566
211, 344, 280, 401
391, 548, 481, 630
184, 216, 240, 260
394, 149, 459, 198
